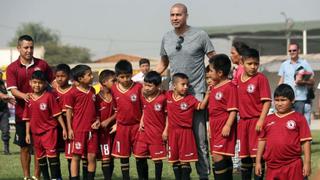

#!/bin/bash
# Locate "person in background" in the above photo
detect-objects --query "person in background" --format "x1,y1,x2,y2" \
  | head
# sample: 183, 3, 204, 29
132, 58, 151, 83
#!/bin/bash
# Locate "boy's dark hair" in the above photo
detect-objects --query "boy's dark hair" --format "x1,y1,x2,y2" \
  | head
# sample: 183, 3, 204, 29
115, 59, 133, 76
274, 84, 295, 101
99, 69, 115, 84
31, 70, 46, 81
172, 72, 189, 84
139, 58, 150, 66
71, 65, 91, 82
205, 65, 210, 73
56, 64, 71, 75
18, 35, 33, 45
209, 54, 231, 76
242, 48, 260, 62
144, 71, 162, 86
232, 41, 250, 55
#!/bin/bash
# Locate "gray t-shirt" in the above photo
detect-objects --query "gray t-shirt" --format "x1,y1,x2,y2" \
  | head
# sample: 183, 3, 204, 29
160, 27, 214, 94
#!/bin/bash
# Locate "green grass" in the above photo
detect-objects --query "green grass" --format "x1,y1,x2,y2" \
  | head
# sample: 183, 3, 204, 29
1, 131, 319, 179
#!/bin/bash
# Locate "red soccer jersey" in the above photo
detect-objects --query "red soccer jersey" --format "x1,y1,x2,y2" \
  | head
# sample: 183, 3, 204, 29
259, 111, 312, 169
237, 73, 271, 119
6, 58, 53, 121
65, 86, 98, 132
141, 92, 167, 144
111, 82, 142, 125
23, 91, 61, 134
209, 81, 238, 123
96, 92, 115, 124
166, 91, 200, 128
53, 86, 73, 113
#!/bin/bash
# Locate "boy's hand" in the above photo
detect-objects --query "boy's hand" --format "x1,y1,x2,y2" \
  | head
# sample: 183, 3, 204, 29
207, 126, 211, 139
100, 120, 109, 129
162, 129, 168, 141
62, 129, 68, 140
139, 120, 144, 131
110, 124, 117, 134
68, 129, 74, 140
25, 134, 31, 144
91, 120, 100, 129
255, 119, 263, 132
255, 162, 262, 177
303, 161, 311, 177
221, 125, 231, 137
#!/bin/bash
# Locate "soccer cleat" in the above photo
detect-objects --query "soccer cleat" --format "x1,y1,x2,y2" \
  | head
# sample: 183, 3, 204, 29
31, 176, 39, 180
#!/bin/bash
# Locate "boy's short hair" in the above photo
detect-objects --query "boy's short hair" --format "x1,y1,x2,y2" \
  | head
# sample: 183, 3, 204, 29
172, 72, 188, 84
99, 69, 115, 84
242, 48, 260, 62
55, 64, 71, 75
139, 58, 150, 66
31, 70, 46, 81
115, 59, 133, 76
274, 84, 295, 101
232, 41, 250, 55
144, 71, 162, 86
71, 65, 91, 82
209, 54, 231, 76
18, 35, 33, 45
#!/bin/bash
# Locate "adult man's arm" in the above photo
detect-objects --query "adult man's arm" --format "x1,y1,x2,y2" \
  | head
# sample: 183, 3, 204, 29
278, 76, 284, 85
156, 55, 169, 75
206, 51, 216, 59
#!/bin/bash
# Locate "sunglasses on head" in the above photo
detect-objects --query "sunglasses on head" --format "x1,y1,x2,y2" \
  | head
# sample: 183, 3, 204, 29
288, 49, 297, 53
176, 36, 184, 51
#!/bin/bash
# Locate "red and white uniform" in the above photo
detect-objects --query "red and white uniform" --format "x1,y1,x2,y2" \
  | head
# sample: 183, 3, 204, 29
208, 81, 238, 156
6, 58, 53, 122
166, 91, 199, 163
65, 86, 99, 156
96, 92, 115, 160
259, 111, 312, 180
134, 92, 167, 160
237, 73, 271, 157
111, 82, 142, 158
23, 91, 61, 158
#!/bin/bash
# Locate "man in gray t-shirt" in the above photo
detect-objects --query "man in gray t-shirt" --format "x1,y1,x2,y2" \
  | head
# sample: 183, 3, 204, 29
157, 3, 215, 180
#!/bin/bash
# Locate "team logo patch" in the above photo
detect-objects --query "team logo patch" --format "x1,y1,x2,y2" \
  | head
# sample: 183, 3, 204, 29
39, 103, 47, 111
247, 84, 255, 93
130, 94, 137, 102
154, 103, 162, 111
215, 91, 223, 100
75, 142, 81, 150
286, 120, 296, 130
180, 102, 188, 110
92, 94, 96, 101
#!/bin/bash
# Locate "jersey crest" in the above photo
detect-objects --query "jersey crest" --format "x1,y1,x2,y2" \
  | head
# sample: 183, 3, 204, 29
286, 120, 296, 130
154, 103, 162, 111
180, 102, 188, 110
215, 91, 223, 100
39, 103, 47, 111
130, 94, 137, 102
247, 84, 255, 93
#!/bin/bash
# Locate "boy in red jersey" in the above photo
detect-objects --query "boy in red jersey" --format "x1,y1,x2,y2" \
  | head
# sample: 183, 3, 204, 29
134, 71, 167, 180
65, 65, 100, 180
166, 73, 209, 180
207, 54, 238, 180
53, 64, 73, 179
24, 71, 67, 180
111, 59, 143, 180
96, 69, 116, 180
237, 48, 271, 180
255, 84, 312, 180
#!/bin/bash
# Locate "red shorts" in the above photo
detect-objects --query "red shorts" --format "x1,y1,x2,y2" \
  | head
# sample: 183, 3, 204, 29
98, 129, 114, 160
238, 118, 259, 158
112, 123, 139, 158
168, 127, 198, 163
32, 128, 57, 159
209, 119, 236, 156
72, 131, 98, 156
134, 140, 167, 160
266, 159, 303, 180
65, 140, 73, 159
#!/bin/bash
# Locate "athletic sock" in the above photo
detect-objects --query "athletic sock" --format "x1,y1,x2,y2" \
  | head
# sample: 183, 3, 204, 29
172, 162, 182, 180
110, 158, 114, 177
48, 157, 60, 179
154, 160, 163, 180
82, 159, 88, 180
254, 158, 265, 180
214, 158, 233, 180
181, 163, 191, 180
102, 160, 111, 180
212, 162, 215, 176
38, 157, 50, 180
241, 157, 253, 180
87, 171, 95, 180
226, 157, 234, 180
70, 176, 80, 180
136, 158, 148, 180
120, 158, 130, 180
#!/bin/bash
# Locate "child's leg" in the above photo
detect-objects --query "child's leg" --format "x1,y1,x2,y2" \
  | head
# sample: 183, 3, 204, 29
67, 159, 72, 180
212, 154, 233, 180
87, 153, 97, 180
154, 160, 163, 180
240, 157, 253, 180
253, 157, 265, 180
172, 162, 182, 180
181, 162, 191, 180
82, 158, 88, 180
71, 154, 81, 179
136, 157, 148, 180
101, 159, 112, 180
120, 158, 130, 180
38, 157, 50, 180
48, 156, 60, 179
56, 153, 62, 179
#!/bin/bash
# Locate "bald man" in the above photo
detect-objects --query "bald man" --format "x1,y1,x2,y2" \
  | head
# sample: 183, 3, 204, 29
158, 3, 215, 180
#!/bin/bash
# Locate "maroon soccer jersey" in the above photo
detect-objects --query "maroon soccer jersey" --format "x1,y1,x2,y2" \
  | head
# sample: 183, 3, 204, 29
6, 58, 53, 121
208, 81, 238, 122
96, 92, 114, 123
23, 91, 61, 134
141, 92, 167, 145
53, 86, 73, 112
65, 86, 98, 132
166, 91, 200, 128
111, 82, 142, 125
237, 73, 271, 119
259, 111, 312, 169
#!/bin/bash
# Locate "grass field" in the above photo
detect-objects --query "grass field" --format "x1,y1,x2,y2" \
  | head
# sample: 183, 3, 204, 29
0, 131, 319, 180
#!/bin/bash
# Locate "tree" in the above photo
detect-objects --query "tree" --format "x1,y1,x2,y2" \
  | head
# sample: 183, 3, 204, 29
9, 22, 91, 65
